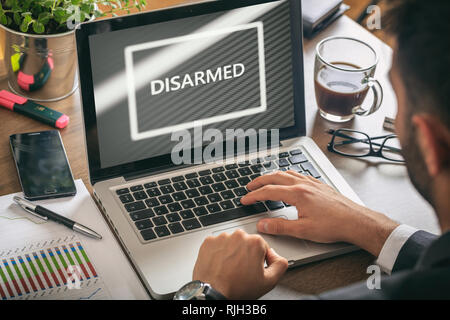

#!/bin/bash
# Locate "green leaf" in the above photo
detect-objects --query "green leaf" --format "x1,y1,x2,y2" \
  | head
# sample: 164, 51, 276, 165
32, 21, 45, 34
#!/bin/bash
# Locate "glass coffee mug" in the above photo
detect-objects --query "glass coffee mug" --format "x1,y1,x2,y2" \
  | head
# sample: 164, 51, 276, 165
314, 36, 383, 122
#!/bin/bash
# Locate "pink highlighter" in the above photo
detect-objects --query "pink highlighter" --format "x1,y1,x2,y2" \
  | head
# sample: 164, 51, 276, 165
0, 90, 69, 129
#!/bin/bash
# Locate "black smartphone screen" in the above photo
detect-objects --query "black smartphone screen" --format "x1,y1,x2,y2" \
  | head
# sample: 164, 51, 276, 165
10, 130, 76, 200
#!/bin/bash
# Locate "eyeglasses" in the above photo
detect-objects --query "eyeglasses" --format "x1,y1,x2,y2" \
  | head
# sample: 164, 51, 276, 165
327, 129, 405, 163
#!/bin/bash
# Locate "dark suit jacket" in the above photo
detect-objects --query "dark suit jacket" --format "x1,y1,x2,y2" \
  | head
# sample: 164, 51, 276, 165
316, 230, 450, 299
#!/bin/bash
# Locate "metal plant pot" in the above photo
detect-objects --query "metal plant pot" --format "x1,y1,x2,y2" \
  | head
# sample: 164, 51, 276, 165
0, 24, 78, 102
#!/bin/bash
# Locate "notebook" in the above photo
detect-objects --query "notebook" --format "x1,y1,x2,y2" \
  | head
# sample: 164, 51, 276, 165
0, 180, 149, 300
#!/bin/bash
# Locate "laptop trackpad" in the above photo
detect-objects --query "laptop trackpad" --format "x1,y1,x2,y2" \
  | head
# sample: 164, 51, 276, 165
212, 218, 313, 262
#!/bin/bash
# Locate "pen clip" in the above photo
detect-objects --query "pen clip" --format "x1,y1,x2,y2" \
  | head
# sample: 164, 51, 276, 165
13, 196, 48, 221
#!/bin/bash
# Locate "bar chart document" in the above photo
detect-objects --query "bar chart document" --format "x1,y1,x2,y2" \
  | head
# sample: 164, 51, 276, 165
0, 180, 149, 300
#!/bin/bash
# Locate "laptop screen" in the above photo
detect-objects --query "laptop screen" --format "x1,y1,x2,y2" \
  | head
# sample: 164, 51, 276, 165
85, 0, 303, 171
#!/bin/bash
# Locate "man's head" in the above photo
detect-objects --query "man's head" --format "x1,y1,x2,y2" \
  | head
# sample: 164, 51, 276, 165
384, 0, 450, 207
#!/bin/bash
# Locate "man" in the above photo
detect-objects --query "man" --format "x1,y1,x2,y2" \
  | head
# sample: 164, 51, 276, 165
185, 0, 450, 299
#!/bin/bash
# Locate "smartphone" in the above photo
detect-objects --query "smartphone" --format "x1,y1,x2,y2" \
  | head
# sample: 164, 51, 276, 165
10, 130, 76, 200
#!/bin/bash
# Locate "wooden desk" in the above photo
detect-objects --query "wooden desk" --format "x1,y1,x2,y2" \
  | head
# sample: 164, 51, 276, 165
0, 3, 439, 298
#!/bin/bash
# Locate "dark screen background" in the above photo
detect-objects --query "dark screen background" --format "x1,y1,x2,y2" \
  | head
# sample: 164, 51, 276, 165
89, 0, 296, 168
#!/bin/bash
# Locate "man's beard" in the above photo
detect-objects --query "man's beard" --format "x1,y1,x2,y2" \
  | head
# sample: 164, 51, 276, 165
402, 121, 434, 206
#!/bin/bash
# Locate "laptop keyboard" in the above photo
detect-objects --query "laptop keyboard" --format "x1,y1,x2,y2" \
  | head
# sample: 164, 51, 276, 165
114, 147, 324, 243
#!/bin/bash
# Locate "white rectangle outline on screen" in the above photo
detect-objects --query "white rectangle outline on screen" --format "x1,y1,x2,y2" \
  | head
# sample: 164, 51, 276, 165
124, 22, 267, 141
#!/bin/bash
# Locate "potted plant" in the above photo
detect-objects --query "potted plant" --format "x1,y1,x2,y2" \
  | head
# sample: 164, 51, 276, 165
0, 0, 147, 101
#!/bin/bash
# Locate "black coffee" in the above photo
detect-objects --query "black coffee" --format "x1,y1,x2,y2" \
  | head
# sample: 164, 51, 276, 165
315, 62, 369, 117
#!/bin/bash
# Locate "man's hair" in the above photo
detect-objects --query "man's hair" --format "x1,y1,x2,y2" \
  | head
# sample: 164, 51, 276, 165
384, 0, 450, 127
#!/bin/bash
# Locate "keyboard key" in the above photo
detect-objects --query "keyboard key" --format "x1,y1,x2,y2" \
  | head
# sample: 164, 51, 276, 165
145, 198, 160, 207
186, 179, 201, 188
198, 169, 211, 176
172, 191, 187, 201
238, 167, 252, 176
200, 176, 214, 185
289, 165, 303, 173
193, 207, 208, 216
185, 172, 198, 179
173, 181, 188, 191
125, 201, 146, 212
212, 173, 227, 182
234, 187, 248, 197
168, 222, 184, 234
250, 164, 263, 173
263, 161, 275, 169
181, 199, 196, 209
155, 226, 170, 237
153, 216, 168, 226
199, 186, 213, 195
167, 202, 182, 212
223, 180, 238, 189
194, 196, 209, 206
119, 194, 134, 203
233, 198, 242, 207
277, 158, 290, 167
160, 185, 175, 194
212, 182, 226, 192
221, 190, 235, 200
147, 188, 161, 197
185, 189, 200, 198
144, 182, 157, 189
141, 228, 157, 241
130, 185, 143, 192
225, 164, 238, 170
166, 212, 181, 223
158, 195, 173, 204
182, 218, 201, 230
279, 152, 290, 158
199, 203, 267, 226
135, 219, 154, 230
301, 162, 321, 178
133, 191, 148, 200
207, 193, 222, 203
265, 201, 285, 210
220, 200, 234, 210
238, 161, 251, 167
225, 170, 239, 179
158, 179, 171, 186
289, 154, 308, 164
180, 209, 195, 219
116, 188, 129, 195
154, 205, 169, 215
212, 166, 225, 173
171, 175, 185, 182
207, 203, 221, 213
130, 208, 155, 221
290, 149, 302, 155
237, 177, 251, 186
250, 173, 261, 180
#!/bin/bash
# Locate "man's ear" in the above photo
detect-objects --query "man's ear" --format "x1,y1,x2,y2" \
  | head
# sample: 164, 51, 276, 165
412, 114, 450, 177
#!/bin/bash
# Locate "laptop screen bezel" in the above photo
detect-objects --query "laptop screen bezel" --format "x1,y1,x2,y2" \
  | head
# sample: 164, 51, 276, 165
76, 0, 306, 185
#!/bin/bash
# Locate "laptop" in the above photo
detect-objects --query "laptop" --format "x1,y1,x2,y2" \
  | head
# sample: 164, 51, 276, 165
76, 0, 363, 299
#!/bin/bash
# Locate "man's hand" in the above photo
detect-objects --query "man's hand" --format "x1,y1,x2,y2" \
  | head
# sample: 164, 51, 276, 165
193, 229, 288, 299
241, 171, 399, 257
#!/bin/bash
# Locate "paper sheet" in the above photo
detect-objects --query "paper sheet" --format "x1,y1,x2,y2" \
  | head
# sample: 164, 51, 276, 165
0, 180, 149, 300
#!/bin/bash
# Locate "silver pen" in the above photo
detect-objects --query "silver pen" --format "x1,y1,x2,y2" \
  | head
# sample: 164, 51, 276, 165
13, 196, 102, 240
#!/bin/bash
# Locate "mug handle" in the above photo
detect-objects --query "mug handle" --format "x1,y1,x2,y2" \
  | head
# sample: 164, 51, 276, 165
353, 78, 383, 116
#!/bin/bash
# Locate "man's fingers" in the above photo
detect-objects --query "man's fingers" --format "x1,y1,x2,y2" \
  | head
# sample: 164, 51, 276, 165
240, 185, 296, 205
246, 171, 300, 191
264, 248, 288, 287
257, 217, 304, 237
